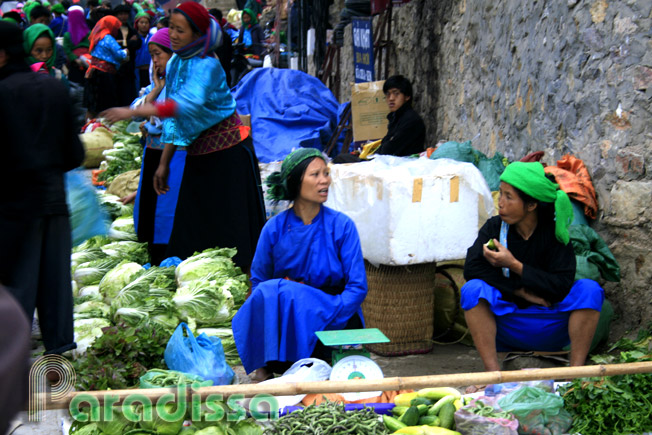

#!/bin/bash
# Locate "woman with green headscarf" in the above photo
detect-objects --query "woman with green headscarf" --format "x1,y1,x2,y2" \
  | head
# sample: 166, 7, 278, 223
461, 162, 604, 373
232, 148, 367, 382
23, 23, 66, 81
236, 7, 264, 56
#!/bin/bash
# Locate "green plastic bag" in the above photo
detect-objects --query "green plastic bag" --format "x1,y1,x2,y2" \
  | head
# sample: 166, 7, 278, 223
139, 369, 213, 389
498, 387, 572, 435
569, 225, 621, 282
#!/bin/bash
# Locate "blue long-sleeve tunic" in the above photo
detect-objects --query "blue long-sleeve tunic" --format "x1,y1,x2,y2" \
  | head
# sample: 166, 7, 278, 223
161, 54, 236, 147
233, 206, 367, 373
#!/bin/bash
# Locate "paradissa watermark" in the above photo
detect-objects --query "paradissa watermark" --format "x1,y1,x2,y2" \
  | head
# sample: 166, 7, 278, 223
70, 385, 280, 424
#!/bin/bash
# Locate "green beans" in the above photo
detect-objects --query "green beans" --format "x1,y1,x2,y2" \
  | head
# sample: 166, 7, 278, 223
264, 400, 388, 435
468, 400, 513, 419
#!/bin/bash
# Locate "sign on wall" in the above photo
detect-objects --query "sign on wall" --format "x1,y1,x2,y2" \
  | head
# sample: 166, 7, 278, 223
352, 17, 374, 83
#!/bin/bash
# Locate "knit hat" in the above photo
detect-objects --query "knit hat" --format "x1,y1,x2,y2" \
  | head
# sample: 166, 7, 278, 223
174, 1, 210, 34
134, 11, 150, 24
265, 148, 326, 201
500, 161, 574, 245
149, 27, 170, 50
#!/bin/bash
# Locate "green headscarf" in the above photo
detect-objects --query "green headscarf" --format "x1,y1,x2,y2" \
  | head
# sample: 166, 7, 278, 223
266, 148, 325, 201
24, 23, 57, 68
23, 1, 39, 23
242, 8, 258, 27
134, 11, 151, 25
500, 161, 574, 245
52, 3, 65, 14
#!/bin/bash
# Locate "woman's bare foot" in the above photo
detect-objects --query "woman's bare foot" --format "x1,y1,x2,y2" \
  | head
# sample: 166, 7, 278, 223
250, 367, 273, 383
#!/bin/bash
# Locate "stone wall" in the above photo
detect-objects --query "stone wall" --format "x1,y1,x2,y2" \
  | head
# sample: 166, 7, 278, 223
337, 0, 652, 333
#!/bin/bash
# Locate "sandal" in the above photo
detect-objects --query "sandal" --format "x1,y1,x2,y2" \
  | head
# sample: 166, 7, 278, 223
250, 367, 274, 383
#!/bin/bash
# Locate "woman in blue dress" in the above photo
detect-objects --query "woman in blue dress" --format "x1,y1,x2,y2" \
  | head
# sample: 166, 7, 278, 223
232, 148, 368, 381
462, 162, 604, 372
102, 2, 265, 270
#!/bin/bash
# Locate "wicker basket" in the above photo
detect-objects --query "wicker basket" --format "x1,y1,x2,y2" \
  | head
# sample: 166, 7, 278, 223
362, 261, 437, 356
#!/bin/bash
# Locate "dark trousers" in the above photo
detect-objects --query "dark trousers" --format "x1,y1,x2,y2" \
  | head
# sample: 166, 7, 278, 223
0, 215, 76, 354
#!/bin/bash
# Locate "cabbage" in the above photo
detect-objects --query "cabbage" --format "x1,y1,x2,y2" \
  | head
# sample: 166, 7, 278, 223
96, 407, 135, 435
215, 276, 249, 309
139, 403, 185, 435
72, 317, 111, 359
231, 420, 263, 435
69, 422, 102, 435
72, 280, 79, 297
71, 249, 107, 271
109, 216, 137, 241
72, 235, 112, 253
74, 301, 111, 320
101, 241, 149, 265
175, 248, 239, 286
78, 285, 101, 298
110, 266, 175, 311
196, 328, 234, 339
73, 257, 122, 287
173, 280, 233, 326
99, 261, 144, 303
97, 192, 133, 219
113, 307, 150, 326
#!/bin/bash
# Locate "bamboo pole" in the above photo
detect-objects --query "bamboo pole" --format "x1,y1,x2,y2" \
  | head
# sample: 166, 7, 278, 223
47, 361, 652, 410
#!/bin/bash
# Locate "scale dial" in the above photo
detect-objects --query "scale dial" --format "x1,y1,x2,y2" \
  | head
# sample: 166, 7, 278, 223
329, 355, 384, 401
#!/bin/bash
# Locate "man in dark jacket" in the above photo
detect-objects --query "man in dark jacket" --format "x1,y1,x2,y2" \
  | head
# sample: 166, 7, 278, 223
376, 75, 426, 157
0, 21, 84, 357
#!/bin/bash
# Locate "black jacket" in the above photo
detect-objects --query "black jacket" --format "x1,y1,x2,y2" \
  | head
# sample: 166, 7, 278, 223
0, 63, 85, 217
463, 216, 576, 305
376, 103, 426, 157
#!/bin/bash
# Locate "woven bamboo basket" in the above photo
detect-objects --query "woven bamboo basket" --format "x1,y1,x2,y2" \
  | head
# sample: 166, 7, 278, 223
362, 260, 437, 356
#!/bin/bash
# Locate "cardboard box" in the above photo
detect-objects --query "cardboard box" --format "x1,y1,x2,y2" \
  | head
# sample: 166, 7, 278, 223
350, 80, 389, 142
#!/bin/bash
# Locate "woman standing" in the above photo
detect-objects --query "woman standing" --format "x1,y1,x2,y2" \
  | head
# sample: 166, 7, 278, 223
237, 8, 265, 56
128, 28, 186, 265
85, 15, 128, 117
232, 148, 368, 381
62, 5, 90, 85
102, 2, 266, 270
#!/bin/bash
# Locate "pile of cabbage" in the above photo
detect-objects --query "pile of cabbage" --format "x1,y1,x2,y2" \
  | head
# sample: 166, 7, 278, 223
71, 236, 247, 366
96, 120, 144, 185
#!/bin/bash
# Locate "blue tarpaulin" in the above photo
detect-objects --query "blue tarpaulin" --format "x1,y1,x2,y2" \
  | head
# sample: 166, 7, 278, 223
232, 68, 341, 163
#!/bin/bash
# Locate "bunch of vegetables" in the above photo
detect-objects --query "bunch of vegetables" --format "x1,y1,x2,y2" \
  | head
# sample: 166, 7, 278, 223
264, 400, 387, 435
559, 324, 652, 435
97, 127, 143, 185
140, 369, 213, 388
69, 399, 264, 435
384, 388, 463, 435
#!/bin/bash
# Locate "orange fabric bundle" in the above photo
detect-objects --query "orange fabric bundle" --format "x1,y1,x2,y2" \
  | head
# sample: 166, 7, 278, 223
544, 154, 598, 220
301, 389, 414, 406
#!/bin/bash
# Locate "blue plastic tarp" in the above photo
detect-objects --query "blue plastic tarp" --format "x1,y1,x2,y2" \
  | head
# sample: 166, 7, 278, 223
232, 68, 341, 163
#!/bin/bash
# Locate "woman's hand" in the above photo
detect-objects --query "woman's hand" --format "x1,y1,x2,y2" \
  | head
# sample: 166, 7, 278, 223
153, 69, 165, 90
100, 107, 133, 124
153, 163, 170, 195
120, 192, 137, 204
514, 288, 551, 307
482, 239, 516, 268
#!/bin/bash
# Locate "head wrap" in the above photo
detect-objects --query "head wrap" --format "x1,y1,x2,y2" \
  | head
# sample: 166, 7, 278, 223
172, 2, 222, 59
23, 23, 56, 68
2, 17, 18, 24
134, 11, 150, 25
22, 1, 38, 23
67, 5, 90, 46
499, 161, 574, 245
149, 27, 170, 50
51, 3, 65, 13
265, 148, 326, 201
89, 15, 121, 52
241, 8, 258, 27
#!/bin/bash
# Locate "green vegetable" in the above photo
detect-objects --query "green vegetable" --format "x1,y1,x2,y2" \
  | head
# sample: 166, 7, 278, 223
419, 415, 440, 426
231, 419, 263, 435
73, 257, 122, 287
71, 249, 107, 271
99, 261, 144, 303
101, 241, 150, 265
72, 317, 111, 359
173, 279, 233, 327
96, 407, 135, 435
139, 403, 185, 435
383, 415, 407, 432
194, 427, 227, 435
175, 247, 239, 286
72, 323, 168, 391
428, 395, 457, 416
265, 401, 388, 434
109, 216, 138, 241
467, 400, 513, 419
73, 300, 111, 320
392, 406, 410, 417
437, 402, 456, 430
399, 405, 420, 426
484, 239, 497, 251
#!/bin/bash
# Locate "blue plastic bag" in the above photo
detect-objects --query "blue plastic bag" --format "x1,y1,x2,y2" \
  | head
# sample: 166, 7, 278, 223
164, 323, 235, 385
65, 169, 109, 246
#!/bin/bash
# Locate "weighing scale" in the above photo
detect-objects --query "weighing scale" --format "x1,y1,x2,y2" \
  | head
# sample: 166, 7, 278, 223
314, 328, 390, 401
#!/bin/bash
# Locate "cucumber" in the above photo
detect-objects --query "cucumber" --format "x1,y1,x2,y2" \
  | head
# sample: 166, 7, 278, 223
383, 415, 407, 432
417, 404, 430, 416
411, 397, 433, 407
438, 402, 456, 430
392, 406, 410, 417
419, 415, 441, 426
428, 395, 457, 416
417, 387, 461, 401
399, 406, 421, 426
